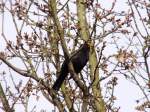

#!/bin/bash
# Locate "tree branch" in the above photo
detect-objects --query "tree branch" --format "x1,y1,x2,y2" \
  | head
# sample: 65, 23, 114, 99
0, 83, 13, 112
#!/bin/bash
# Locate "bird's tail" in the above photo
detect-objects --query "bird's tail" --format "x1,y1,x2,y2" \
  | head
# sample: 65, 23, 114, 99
52, 73, 67, 91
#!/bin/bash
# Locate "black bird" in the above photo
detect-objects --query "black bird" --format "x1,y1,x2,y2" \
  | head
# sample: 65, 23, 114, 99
52, 43, 90, 91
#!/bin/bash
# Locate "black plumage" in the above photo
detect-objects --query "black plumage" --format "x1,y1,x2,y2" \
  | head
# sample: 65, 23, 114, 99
52, 43, 90, 91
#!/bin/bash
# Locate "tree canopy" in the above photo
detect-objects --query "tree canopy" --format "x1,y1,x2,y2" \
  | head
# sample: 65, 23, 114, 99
0, 0, 150, 111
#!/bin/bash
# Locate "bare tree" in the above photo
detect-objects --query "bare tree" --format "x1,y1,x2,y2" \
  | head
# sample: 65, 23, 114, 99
0, 0, 150, 112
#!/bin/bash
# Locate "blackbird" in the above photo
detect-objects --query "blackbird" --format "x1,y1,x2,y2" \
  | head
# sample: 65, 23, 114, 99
52, 43, 90, 91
